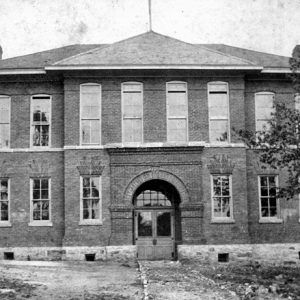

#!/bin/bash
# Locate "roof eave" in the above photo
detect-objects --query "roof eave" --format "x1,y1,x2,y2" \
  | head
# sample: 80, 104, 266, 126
45, 65, 263, 71
0, 68, 46, 75
261, 68, 299, 73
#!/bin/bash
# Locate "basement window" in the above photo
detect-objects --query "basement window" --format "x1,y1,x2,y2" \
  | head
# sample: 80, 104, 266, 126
85, 253, 95, 261
218, 253, 229, 262
4, 252, 14, 260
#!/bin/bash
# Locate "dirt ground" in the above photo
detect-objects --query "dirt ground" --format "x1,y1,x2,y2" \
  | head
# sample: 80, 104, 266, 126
0, 260, 143, 300
141, 261, 300, 300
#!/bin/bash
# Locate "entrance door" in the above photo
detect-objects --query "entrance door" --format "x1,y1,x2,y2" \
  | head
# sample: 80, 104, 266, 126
135, 209, 174, 260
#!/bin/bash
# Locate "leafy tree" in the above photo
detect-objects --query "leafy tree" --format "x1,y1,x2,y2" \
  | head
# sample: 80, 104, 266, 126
235, 45, 300, 199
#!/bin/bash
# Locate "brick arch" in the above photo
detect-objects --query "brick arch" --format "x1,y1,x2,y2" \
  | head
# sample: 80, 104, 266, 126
123, 169, 189, 206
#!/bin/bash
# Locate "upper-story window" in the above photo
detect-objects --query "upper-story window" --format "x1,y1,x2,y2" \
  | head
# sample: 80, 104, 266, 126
208, 82, 229, 143
295, 93, 300, 111
0, 179, 10, 223
122, 82, 143, 143
166, 81, 188, 142
31, 95, 51, 147
255, 92, 274, 131
0, 95, 10, 149
80, 83, 101, 145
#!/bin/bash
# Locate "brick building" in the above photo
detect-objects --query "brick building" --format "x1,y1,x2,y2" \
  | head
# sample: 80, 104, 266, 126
0, 31, 299, 263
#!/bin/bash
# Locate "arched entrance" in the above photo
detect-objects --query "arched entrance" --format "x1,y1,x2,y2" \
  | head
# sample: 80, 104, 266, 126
133, 179, 181, 260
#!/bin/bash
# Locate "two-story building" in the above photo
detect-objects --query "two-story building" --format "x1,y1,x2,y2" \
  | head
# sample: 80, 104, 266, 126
0, 31, 299, 263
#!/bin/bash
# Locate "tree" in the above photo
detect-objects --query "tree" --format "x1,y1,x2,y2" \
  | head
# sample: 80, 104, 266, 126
236, 45, 300, 199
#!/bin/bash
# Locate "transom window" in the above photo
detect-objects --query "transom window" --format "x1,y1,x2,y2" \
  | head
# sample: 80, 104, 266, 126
80, 84, 101, 145
255, 92, 275, 131
259, 175, 279, 219
31, 178, 51, 222
31, 95, 51, 147
211, 175, 233, 219
136, 190, 172, 207
80, 176, 101, 223
208, 82, 229, 143
0, 179, 9, 222
166, 81, 188, 142
0, 96, 11, 148
122, 82, 143, 143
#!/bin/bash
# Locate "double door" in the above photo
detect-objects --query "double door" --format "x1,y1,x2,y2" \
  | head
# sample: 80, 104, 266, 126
135, 209, 174, 260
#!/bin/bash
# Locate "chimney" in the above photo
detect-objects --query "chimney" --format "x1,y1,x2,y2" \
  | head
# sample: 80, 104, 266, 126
0, 46, 2, 59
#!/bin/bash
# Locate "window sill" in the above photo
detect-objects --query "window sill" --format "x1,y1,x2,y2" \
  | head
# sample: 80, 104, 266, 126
211, 219, 235, 224
28, 221, 53, 227
79, 220, 102, 226
0, 221, 12, 227
259, 218, 283, 224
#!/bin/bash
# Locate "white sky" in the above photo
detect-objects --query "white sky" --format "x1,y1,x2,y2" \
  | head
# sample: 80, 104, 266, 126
0, 0, 299, 59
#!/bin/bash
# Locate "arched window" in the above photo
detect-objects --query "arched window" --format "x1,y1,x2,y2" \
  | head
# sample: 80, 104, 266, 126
208, 81, 229, 143
255, 92, 275, 131
0, 95, 10, 148
80, 83, 101, 145
122, 82, 143, 143
166, 81, 188, 142
31, 94, 51, 147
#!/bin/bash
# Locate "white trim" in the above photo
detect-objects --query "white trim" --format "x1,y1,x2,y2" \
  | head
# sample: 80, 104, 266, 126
258, 175, 282, 222
0, 95, 11, 149
166, 81, 189, 143
121, 82, 144, 144
211, 175, 234, 221
79, 176, 102, 225
261, 68, 300, 74
0, 69, 46, 75
79, 83, 102, 146
0, 148, 63, 152
207, 81, 230, 143
30, 94, 52, 148
45, 65, 264, 71
0, 178, 10, 224
29, 178, 52, 225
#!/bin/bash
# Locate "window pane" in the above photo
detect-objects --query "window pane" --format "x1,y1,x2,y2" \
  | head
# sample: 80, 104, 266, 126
41, 189, 48, 199
123, 93, 142, 117
295, 94, 300, 111
168, 119, 187, 142
92, 199, 99, 219
33, 189, 40, 199
1, 201, 8, 210
260, 176, 268, 187
32, 99, 50, 123
81, 93, 100, 119
123, 83, 142, 92
210, 120, 228, 142
0, 124, 10, 148
81, 120, 91, 144
168, 92, 187, 116
1, 210, 8, 221
270, 207, 277, 217
208, 83, 227, 92
81, 84, 100, 94
222, 197, 230, 217
0, 192, 8, 200
157, 212, 171, 236
123, 119, 142, 143
90, 120, 100, 144
0, 97, 10, 123
209, 93, 228, 118
138, 211, 152, 237
42, 210, 49, 220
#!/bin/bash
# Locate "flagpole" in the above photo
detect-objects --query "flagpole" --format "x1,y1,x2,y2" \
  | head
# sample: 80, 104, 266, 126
148, 0, 152, 31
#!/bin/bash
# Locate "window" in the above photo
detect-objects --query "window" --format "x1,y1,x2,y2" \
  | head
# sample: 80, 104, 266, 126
80, 176, 101, 224
31, 95, 51, 147
258, 175, 280, 221
255, 92, 274, 131
0, 179, 9, 223
166, 81, 188, 142
80, 84, 101, 145
208, 82, 229, 143
211, 175, 233, 220
295, 93, 300, 111
122, 82, 143, 143
30, 178, 51, 225
0, 96, 10, 148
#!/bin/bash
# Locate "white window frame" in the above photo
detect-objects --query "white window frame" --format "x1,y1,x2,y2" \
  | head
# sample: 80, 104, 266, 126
210, 174, 234, 222
258, 175, 282, 223
207, 81, 230, 143
80, 83, 102, 146
30, 94, 52, 148
29, 177, 52, 226
79, 176, 102, 225
255, 91, 275, 132
295, 93, 300, 111
0, 95, 11, 149
0, 178, 11, 227
166, 81, 189, 142
121, 82, 143, 144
